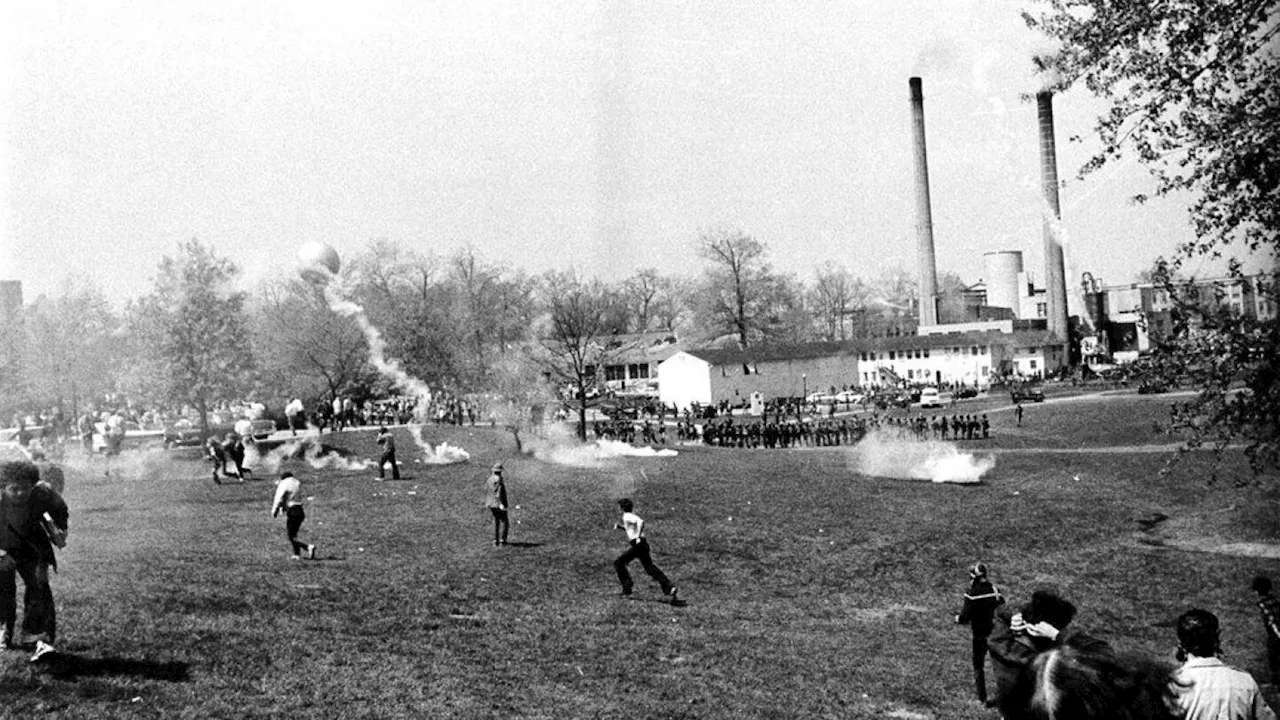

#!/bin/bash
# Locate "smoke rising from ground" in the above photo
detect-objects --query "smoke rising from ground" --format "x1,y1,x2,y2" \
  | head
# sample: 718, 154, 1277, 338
848, 430, 994, 484
527, 424, 678, 468
408, 426, 471, 465
323, 278, 432, 412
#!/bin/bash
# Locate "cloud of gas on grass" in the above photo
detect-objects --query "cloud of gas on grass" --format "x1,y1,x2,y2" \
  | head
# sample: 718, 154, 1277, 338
527, 424, 678, 468
848, 430, 994, 484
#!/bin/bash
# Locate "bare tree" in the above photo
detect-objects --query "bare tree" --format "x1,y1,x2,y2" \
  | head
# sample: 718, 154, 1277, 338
696, 228, 776, 348
250, 280, 374, 409
536, 271, 623, 440
810, 263, 855, 341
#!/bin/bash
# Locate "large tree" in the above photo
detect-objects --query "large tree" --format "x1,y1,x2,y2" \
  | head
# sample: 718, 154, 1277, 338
1026, 0, 1279, 475
250, 279, 374, 410
696, 228, 786, 348
135, 239, 256, 432
536, 271, 623, 441
16, 280, 120, 421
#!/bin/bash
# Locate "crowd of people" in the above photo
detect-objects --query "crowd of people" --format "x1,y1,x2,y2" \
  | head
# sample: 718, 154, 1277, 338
955, 562, 1280, 719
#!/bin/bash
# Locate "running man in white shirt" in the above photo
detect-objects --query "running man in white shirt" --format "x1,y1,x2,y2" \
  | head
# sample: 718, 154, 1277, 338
613, 498, 677, 603
271, 472, 316, 560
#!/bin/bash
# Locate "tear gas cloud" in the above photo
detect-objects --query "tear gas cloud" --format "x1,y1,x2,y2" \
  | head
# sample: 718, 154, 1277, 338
408, 426, 471, 465
848, 430, 994, 484
527, 424, 678, 468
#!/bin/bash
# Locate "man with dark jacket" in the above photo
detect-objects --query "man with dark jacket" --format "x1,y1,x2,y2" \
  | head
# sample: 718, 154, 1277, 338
0, 460, 69, 663
376, 427, 400, 481
987, 588, 1110, 716
955, 562, 1004, 704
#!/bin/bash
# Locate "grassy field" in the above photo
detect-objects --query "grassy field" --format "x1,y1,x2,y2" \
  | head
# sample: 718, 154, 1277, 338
1, 389, 1277, 719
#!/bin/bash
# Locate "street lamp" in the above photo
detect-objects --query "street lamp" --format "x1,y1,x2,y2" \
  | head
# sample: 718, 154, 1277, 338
802, 373, 807, 399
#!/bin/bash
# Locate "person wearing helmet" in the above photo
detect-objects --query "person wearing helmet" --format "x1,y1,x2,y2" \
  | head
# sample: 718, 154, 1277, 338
955, 561, 1005, 705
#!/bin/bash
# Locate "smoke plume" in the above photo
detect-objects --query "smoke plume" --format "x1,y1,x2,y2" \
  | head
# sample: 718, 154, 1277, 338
848, 430, 994, 484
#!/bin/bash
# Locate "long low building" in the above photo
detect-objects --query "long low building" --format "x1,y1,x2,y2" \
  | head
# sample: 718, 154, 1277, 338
656, 330, 1062, 412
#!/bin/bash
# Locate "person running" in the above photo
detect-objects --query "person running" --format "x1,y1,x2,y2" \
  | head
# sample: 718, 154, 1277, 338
612, 498, 677, 603
955, 561, 1005, 704
221, 433, 247, 482
0, 460, 69, 663
270, 472, 315, 560
205, 437, 228, 484
376, 427, 400, 481
285, 398, 305, 436
484, 462, 509, 547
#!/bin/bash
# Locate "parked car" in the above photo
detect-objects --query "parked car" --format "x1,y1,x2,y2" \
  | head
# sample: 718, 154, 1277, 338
918, 387, 944, 408
805, 392, 836, 404
953, 386, 979, 399
1010, 386, 1045, 403
1137, 381, 1169, 395
162, 418, 277, 448
92, 421, 166, 453
833, 390, 865, 404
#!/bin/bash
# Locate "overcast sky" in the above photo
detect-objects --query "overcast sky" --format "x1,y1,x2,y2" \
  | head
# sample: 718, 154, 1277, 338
0, 0, 1234, 309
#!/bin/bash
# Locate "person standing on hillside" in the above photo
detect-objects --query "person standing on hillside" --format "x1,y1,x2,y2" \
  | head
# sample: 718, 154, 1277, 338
955, 562, 1005, 704
484, 463, 509, 547
1175, 607, 1277, 719
271, 471, 316, 560
612, 498, 678, 603
1252, 575, 1280, 686
0, 460, 69, 663
376, 427, 400, 481
1015, 403, 1024, 427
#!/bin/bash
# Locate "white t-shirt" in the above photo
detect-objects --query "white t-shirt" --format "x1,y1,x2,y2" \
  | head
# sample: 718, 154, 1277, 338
620, 511, 645, 542
272, 477, 302, 514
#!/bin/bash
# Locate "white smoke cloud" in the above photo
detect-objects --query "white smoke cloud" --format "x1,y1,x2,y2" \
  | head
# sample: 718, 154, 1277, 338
408, 426, 471, 465
527, 424, 678, 468
848, 430, 994, 484
322, 277, 432, 415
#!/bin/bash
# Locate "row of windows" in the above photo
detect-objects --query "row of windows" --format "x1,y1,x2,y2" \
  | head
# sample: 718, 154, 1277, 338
604, 364, 651, 382
859, 346, 990, 362
858, 366, 990, 383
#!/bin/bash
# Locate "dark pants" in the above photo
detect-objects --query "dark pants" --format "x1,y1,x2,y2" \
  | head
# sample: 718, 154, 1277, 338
971, 632, 990, 702
0, 554, 56, 644
1268, 633, 1280, 685
490, 508, 509, 545
286, 505, 309, 556
614, 538, 672, 595
379, 451, 399, 479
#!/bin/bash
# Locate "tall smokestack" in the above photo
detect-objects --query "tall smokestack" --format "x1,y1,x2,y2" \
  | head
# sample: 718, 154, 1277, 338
909, 77, 940, 327
1037, 91, 1070, 343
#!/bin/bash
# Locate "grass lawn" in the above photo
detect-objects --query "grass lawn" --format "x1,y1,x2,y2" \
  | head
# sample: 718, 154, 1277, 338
2, 391, 1277, 719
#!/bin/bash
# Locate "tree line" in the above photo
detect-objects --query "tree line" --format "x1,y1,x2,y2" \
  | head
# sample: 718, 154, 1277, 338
0, 229, 947, 439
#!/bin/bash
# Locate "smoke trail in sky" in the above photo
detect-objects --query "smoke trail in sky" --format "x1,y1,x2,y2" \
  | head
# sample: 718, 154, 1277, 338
848, 430, 994, 484
323, 282, 432, 410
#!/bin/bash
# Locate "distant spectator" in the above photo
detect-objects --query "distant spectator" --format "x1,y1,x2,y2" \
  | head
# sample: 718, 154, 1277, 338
375, 427, 399, 481
1175, 608, 1276, 719
285, 398, 305, 435
1253, 576, 1280, 686
484, 463, 508, 547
